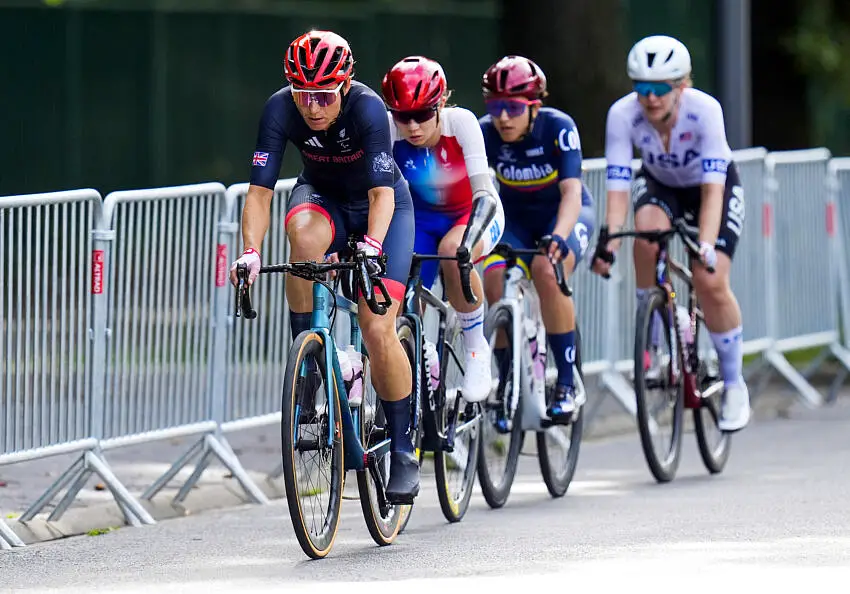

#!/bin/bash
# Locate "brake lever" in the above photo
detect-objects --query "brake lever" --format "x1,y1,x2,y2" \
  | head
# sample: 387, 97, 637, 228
456, 245, 478, 305
357, 253, 388, 315
235, 264, 257, 319
539, 235, 573, 297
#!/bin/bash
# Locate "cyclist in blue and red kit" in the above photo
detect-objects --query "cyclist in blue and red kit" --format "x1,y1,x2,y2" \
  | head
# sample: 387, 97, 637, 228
479, 55, 596, 424
229, 30, 420, 504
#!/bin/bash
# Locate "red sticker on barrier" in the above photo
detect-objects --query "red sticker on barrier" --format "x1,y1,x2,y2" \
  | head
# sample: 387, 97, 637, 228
92, 250, 104, 294
215, 244, 228, 287
826, 201, 836, 237
762, 203, 772, 238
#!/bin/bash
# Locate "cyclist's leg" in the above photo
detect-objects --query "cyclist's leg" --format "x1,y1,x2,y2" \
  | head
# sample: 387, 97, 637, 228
689, 162, 749, 431
632, 170, 683, 367
533, 199, 596, 417
284, 182, 346, 339
354, 181, 419, 501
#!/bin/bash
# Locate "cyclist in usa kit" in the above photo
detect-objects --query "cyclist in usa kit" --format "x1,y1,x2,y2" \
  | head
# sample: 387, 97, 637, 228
590, 35, 750, 432
479, 56, 596, 423
229, 30, 421, 503
382, 56, 505, 404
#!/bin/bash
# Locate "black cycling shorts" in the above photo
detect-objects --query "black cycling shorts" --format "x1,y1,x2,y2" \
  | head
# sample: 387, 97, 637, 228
632, 161, 744, 259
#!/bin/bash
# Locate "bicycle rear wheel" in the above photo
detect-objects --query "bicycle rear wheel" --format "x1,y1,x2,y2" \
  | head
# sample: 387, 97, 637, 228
537, 324, 584, 498
477, 305, 523, 509
357, 318, 416, 545
434, 317, 481, 523
280, 330, 344, 559
634, 289, 684, 483
692, 320, 732, 474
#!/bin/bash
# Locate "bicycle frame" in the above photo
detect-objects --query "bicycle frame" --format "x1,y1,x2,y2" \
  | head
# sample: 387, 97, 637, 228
403, 257, 478, 453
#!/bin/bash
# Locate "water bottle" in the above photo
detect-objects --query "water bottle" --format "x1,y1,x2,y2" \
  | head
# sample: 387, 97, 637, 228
525, 319, 545, 383
345, 345, 363, 407
336, 347, 353, 383
423, 339, 440, 392
675, 305, 693, 347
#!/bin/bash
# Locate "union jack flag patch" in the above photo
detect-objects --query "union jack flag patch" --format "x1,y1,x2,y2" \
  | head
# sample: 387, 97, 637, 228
253, 152, 269, 167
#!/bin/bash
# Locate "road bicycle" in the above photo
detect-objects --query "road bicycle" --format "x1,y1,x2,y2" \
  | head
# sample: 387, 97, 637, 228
594, 218, 731, 483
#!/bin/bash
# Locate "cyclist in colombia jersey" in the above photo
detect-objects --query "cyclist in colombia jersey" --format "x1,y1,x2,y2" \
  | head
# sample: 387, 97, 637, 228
382, 55, 505, 405
228, 30, 420, 503
590, 35, 749, 432
479, 55, 596, 425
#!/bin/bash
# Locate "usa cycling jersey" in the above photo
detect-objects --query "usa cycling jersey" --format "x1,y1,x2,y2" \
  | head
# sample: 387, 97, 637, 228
480, 107, 593, 216
604, 88, 733, 191
389, 106, 490, 216
250, 81, 404, 199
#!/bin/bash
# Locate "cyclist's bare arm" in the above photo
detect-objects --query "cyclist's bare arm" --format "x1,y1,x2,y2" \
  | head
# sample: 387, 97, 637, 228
241, 184, 274, 252
698, 183, 724, 246
603, 189, 630, 251
366, 186, 395, 244
552, 178, 583, 240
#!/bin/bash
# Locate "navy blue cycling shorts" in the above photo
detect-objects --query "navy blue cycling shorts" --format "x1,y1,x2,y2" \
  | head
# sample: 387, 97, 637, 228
284, 179, 414, 301
484, 201, 596, 278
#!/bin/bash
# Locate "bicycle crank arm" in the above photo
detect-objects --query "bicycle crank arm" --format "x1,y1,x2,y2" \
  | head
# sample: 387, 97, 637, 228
365, 451, 392, 518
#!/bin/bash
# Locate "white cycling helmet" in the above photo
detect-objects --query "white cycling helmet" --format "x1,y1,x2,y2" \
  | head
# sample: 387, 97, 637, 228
627, 35, 691, 81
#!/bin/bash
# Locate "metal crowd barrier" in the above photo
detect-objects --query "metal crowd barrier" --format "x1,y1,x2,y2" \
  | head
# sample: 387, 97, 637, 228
3, 147, 850, 549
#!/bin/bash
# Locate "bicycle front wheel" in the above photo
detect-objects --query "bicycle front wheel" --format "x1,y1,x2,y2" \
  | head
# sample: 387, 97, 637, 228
357, 317, 416, 545
634, 289, 684, 483
434, 317, 481, 523
477, 305, 523, 509
537, 324, 584, 498
280, 330, 344, 559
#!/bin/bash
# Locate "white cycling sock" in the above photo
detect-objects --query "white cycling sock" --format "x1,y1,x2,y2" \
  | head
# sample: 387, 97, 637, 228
710, 326, 744, 387
457, 305, 487, 351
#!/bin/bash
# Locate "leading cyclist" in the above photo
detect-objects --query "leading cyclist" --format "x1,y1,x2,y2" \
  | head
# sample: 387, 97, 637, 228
479, 56, 596, 425
590, 34, 750, 432
229, 30, 421, 503
382, 55, 505, 404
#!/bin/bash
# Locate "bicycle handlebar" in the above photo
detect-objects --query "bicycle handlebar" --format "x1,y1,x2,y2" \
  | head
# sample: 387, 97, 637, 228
594, 218, 715, 275
490, 235, 573, 297
234, 250, 392, 320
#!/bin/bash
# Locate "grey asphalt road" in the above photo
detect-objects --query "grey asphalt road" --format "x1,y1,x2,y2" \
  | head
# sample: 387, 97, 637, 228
2, 399, 850, 593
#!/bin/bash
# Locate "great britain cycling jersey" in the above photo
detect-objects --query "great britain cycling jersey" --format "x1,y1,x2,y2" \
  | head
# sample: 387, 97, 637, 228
604, 88, 744, 259
604, 88, 733, 191
479, 107, 595, 274
390, 106, 504, 288
249, 80, 414, 298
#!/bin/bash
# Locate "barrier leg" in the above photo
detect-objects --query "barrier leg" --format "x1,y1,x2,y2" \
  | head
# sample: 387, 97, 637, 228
764, 349, 824, 408
0, 518, 26, 548
210, 435, 269, 504
19, 455, 86, 521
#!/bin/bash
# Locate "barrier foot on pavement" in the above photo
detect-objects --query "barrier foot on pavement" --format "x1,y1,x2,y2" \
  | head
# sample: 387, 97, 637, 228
142, 432, 270, 506
16, 450, 154, 531
584, 368, 637, 431
0, 518, 26, 549
763, 348, 824, 408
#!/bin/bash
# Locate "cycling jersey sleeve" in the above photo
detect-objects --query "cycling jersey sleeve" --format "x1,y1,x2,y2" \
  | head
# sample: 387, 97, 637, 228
453, 108, 491, 178
386, 111, 400, 144
355, 94, 396, 189
249, 92, 289, 190
699, 96, 733, 185
551, 113, 583, 181
604, 99, 635, 192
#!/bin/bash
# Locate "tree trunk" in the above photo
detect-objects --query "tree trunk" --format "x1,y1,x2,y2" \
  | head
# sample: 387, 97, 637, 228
499, 0, 630, 157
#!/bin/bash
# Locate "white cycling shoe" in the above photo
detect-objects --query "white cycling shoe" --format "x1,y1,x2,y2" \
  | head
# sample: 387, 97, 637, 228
718, 381, 751, 432
461, 341, 493, 403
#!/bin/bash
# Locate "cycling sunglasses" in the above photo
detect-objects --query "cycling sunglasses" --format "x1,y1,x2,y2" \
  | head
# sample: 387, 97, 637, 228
291, 81, 345, 108
633, 80, 674, 97
484, 97, 539, 119
390, 106, 438, 125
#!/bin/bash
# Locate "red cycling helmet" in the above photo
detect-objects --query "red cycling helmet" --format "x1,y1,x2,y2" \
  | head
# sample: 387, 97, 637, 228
482, 55, 547, 100
381, 56, 447, 111
284, 30, 354, 90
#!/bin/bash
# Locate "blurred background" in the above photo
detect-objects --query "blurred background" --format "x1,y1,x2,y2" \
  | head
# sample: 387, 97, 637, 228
1, 0, 848, 197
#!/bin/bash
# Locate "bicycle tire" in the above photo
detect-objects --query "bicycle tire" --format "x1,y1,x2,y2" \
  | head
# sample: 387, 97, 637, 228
477, 305, 524, 509
357, 318, 415, 546
280, 330, 344, 559
537, 323, 584, 498
634, 289, 684, 483
433, 317, 481, 523
692, 321, 732, 474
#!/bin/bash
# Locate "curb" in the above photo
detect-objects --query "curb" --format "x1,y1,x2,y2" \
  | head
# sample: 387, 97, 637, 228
2, 372, 841, 549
